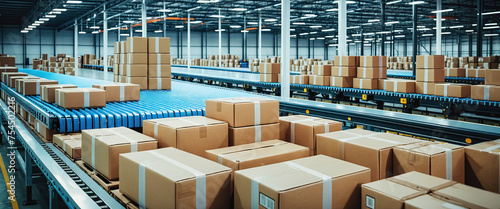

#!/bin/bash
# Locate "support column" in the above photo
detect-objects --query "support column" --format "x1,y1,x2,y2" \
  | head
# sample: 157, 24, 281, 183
118, 16, 120, 42
489, 36, 493, 56
325, 43, 328, 60
74, 20, 79, 76
188, 12, 191, 69
218, 9, 222, 67
244, 15, 247, 60
429, 37, 432, 55
129, 23, 133, 37
381, 0, 386, 56
360, 28, 364, 56
142, 0, 147, 37
308, 36, 311, 58
258, 12, 262, 61
281, 0, 291, 99
273, 33, 276, 56
201, 30, 204, 59
338, 0, 347, 56
296, 34, 299, 59
177, 29, 180, 58
412, 1, 417, 76
477, 0, 483, 57
228, 30, 231, 54
458, 34, 462, 57
103, 5, 108, 80
469, 33, 473, 56
163, 1, 167, 38
404, 38, 407, 56
436, 0, 442, 54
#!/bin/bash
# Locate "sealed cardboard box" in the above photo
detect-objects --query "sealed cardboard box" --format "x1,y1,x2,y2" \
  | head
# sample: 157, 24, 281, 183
485, 69, 500, 85
148, 53, 171, 65
18, 79, 58, 96
435, 83, 471, 98
120, 64, 147, 77
357, 67, 387, 79
466, 68, 485, 78
148, 78, 171, 90
235, 155, 370, 209
360, 56, 387, 67
260, 74, 279, 82
405, 194, 469, 209
148, 37, 170, 54
393, 142, 465, 183
55, 88, 106, 109
290, 75, 309, 84
416, 55, 445, 69
114, 42, 120, 54
126, 37, 148, 53
228, 123, 279, 146
92, 83, 140, 102
119, 76, 148, 90
119, 41, 127, 54
53, 133, 82, 159
148, 64, 171, 78
279, 115, 322, 142
383, 80, 416, 93
41, 84, 78, 103
259, 63, 280, 74
468, 56, 478, 63
331, 66, 356, 77
446, 68, 466, 77
416, 69, 445, 82
309, 75, 330, 86
353, 78, 378, 90
334, 56, 357, 67
312, 65, 332, 76
361, 179, 425, 209
390, 171, 456, 192
2, 72, 27, 83
415, 82, 436, 95
471, 85, 500, 101
433, 183, 500, 208
119, 148, 231, 209
127, 53, 147, 65
0, 67, 18, 73
9, 76, 39, 88
82, 127, 157, 180
205, 97, 279, 128
35, 119, 54, 141
294, 119, 343, 155
142, 116, 228, 157
331, 76, 353, 88
119, 53, 128, 64
465, 140, 500, 193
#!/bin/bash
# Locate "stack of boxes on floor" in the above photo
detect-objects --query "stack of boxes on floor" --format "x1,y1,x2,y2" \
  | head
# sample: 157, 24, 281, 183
0, 54, 15, 67
423, 55, 472, 98
119, 37, 148, 89
148, 37, 171, 90
37, 54, 75, 75
387, 56, 413, 70
259, 60, 280, 83
249, 58, 260, 72
471, 69, 500, 101
465, 57, 485, 78
331, 56, 357, 88
356, 56, 387, 90
309, 61, 332, 86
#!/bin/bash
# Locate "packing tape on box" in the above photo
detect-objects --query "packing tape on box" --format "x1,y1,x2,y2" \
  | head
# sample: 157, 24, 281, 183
379, 56, 383, 67
284, 161, 332, 209
292, 76, 296, 84
485, 86, 490, 100
424, 69, 429, 82
476, 69, 479, 77
393, 81, 398, 92
92, 135, 96, 169
359, 79, 364, 89
264, 63, 268, 74
251, 178, 262, 209
424, 55, 429, 69
36, 121, 40, 133
379, 66, 384, 78
120, 85, 125, 101
127, 65, 131, 76
157, 63, 161, 78
157, 54, 161, 64
338, 133, 379, 160
339, 56, 343, 66
57, 89, 62, 106
423, 83, 428, 94
109, 129, 138, 152
480, 144, 500, 191
138, 161, 149, 209
324, 123, 330, 133
383, 80, 387, 90
441, 202, 468, 209
430, 145, 453, 180
338, 67, 342, 77
367, 136, 400, 144
254, 101, 261, 125
331, 77, 336, 87
157, 77, 162, 90
36, 81, 40, 95
313, 76, 317, 85
255, 125, 261, 142
444, 84, 449, 97
363, 56, 367, 67
83, 89, 90, 108
131, 37, 134, 53
290, 119, 315, 143
362, 68, 367, 78
155, 37, 160, 53
149, 151, 207, 209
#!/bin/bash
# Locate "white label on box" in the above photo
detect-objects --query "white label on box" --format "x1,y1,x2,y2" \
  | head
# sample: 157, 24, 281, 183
366, 195, 375, 209
259, 193, 275, 209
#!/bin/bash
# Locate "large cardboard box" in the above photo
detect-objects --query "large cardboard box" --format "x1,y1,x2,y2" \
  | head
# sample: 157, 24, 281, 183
119, 53, 128, 64
485, 69, 500, 85
0, 67, 18, 74
471, 85, 500, 101
228, 123, 279, 146
446, 68, 466, 77
309, 75, 330, 86
312, 65, 332, 76
290, 75, 309, 84
126, 37, 148, 53
235, 155, 370, 209
361, 179, 425, 209
119, 148, 231, 209
415, 82, 436, 95
259, 63, 280, 74
35, 119, 54, 141
465, 140, 500, 193
148, 78, 171, 90
466, 68, 485, 78
53, 133, 82, 159
279, 115, 322, 142
293, 119, 342, 155
18, 79, 58, 96
353, 78, 378, 90
119, 76, 148, 90
416, 55, 445, 69
393, 142, 465, 183
148, 37, 170, 54
433, 183, 500, 208
114, 42, 120, 54
357, 67, 387, 79
384, 80, 416, 93
360, 56, 387, 67
206, 97, 279, 128
416, 69, 445, 82
126, 53, 147, 65
92, 83, 140, 102
120, 64, 147, 77
9, 76, 38, 88
142, 116, 228, 157
331, 66, 356, 77
331, 76, 353, 88
148, 53, 171, 65
405, 194, 471, 209
435, 83, 471, 98
148, 64, 171, 78
390, 171, 456, 192
260, 74, 279, 82
41, 84, 78, 103
82, 127, 157, 180
55, 88, 106, 109
1, 72, 27, 83
334, 56, 357, 67
120, 41, 127, 54
0, 56, 15, 66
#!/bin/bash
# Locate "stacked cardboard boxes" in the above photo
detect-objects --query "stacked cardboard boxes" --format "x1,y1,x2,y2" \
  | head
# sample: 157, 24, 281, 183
471, 69, 500, 101
0, 55, 15, 67
53, 133, 82, 159
259, 62, 280, 83
357, 56, 387, 90
309, 63, 331, 86
331, 56, 357, 88
148, 37, 171, 90
415, 55, 445, 95
387, 56, 413, 70
119, 37, 148, 89
465, 139, 500, 193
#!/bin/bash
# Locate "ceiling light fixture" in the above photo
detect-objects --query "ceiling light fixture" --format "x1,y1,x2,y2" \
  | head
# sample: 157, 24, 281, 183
310, 25, 322, 28
310, 32, 317, 34
240, 30, 249, 33
215, 29, 225, 32
466, 30, 474, 32
333, 0, 356, 4
326, 8, 338, 12
120, 34, 129, 36
482, 11, 500, 15
46, 15, 56, 18
231, 8, 247, 11
154, 30, 163, 33
408, 1, 426, 5
21, 30, 29, 33
264, 18, 277, 22
67, 0, 82, 3
449, 25, 463, 29
293, 22, 305, 25
431, 9, 453, 13
394, 29, 403, 32
262, 29, 271, 31
394, 35, 405, 38
210, 15, 225, 18
175, 25, 184, 28
157, 9, 172, 12
485, 34, 499, 36
387, 0, 402, 5
484, 26, 500, 29
325, 35, 334, 38
79, 31, 86, 34
317, 37, 325, 40
53, 8, 67, 12
92, 31, 99, 34
248, 22, 258, 25
485, 23, 498, 26
322, 28, 335, 32
422, 33, 433, 36
385, 21, 399, 25
230, 25, 241, 28
368, 19, 380, 22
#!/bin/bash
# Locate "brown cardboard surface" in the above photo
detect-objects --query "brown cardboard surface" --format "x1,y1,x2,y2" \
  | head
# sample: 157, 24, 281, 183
148, 37, 170, 54
148, 54, 171, 65
148, 64, 171, 78
9, 76, 39, 88
330, 76, 354, 88
259, 63, 280, 74
404, 194, 467, 209
2, 72, 27, 83
92, 83, 141, 102
471, 85, 500, 101
206, 97, 279, 128
228, 123, 279, 146
416, 55, 445, 69
465, 140, 500, 193
356, 67, 388, 79
119, 147, 231, 209
34, 119, 54, 141
415, 82, 436, 95
260, 74, 279, 82
279, 115, 322, 142
148, 78, 171, 90
234, 155, 370, 209
119, 76, 148, 90
120, 64, 148, 77
54, 133, 82, 159
388, 171, 456, 192
119, 53, 128, 64
433, 183, 500, 209
126, 53, 148, 65
142, 116, 228, 157
435, 83, 471, 98
416, 69, 445, 82
446, 68, 466, 77
334, 56, 357, 67
485, 70, 500, 85
55, 88, 106, 109
41, 84, 78, 103
293, 119, 342, 154
353, 78, 378, 90
361, 179, 425, 209
466, 69, 486, 78
331, 66, 357, 77
393, 142, 465, 183
126, 37, 148, 53
312, 65, 332, 76
309, 75, 330, 86
290, 75, 309, 84
17, 79, 57, 96
360, 56, 387, 68
384, 80, 416, 93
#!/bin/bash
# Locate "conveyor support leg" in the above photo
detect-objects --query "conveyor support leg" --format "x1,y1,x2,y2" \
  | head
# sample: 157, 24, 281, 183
376, 101, 384, 110
48, 184, 58, 209
24, 151, 36, 205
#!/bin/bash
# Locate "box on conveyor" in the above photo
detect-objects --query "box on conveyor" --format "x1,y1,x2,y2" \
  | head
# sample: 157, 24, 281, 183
353, 78, 378, 90
142, 116, 228, 157
465, 68, 485, 78
357, 67, 387, 79
382, 80, 416, 93
416, 55, 445, 69
119, 76, 148, 90
119, 53, 128, 64
148, 64, 171, 78
312, 65, 332, 76
120, 41, 127, 54
92, 83, 140, 102
114, 42, 120, 54
1, 72, 26, 83
331, 76, 354, 88
435, 83, 471, 98
334, 56, 358, 67
465, 139, 500, 193
415, 69, 445, 82
360, 56, 387, 68
119, 147, 231, 209
82, 127, 157, 180
259, 63, 280, 74
260, 74, 279, 82
126, 37, 148, 53
148, 54, 171, 65
0, 56, 15, 67
309, 75, 330, 86
41, 84, 78, 103
485, 69, 500, 86
17, 79, 58, 96
228, 123, 279, 146
0, 67, 18, 74
289, 75, 309, 84
55, 88, 106, 109
446, 68, 466, 77
9, 76, 39, 88
471, 85, 500, 101
205, 97, 279, 128
293, 118, 342, 155
35, 119, 54, 142
148, 78, 171, 90
331, 66, 357, 77
53, 133, 82, 159
415, 82, 436, 95
234, 155, 370, 209
148, 37, 171, 54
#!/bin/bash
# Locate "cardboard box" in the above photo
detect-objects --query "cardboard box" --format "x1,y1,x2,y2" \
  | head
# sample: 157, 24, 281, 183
357, 67, 387, 79
120, 41, 127, 54
405, 194, 470, 209
312, 65, 332, 76
360, 56, 387, 67
468, 56, 478, 63
446, 68, 466, 77
279, 115, 322, 142
127, 53, 147, 65
416, 55, 445, 69
471, 85, 500, 101
55, 88, 106, 109
317, 130, 420, 181
1, 72, 27, 83
148, 54, 171, 65
148, 77, 171, 90
383, 80, 416, 93
361, 179, 425, 209
415, 82, 436, 95
9, 76, 38, 88
485, 70, 500, 85
465, 140, 500, 193
205, 97, 279, 128
53, 133, 82, 159
148, 64, 171, 78
126, 37, 148, 53
0, 67, 18, 74
34, 119, 54, 141
290, 75, 309, 84
260, 74, 279, 82
142, 116, 228, 157
433, 183, 500, 208
331, 66, 356, 77
309, 75, 330, 86
119, 53, 128, 64
13, 78, 40, 94
259, 63, 280, 74
18, 79, 58, 96
331, 76, 354, 88
390, 171, 456, 192
466, 68, 485, 78
82, 127, 157, 180
92, 83, 140, 102
435, 83, 471, 98
41, 84, 78, 103
148, 37, 170, 54
235, 155, 370, 209
294, 119, 343, 155
0, 56, 15, 66
416, 69, 445, 82
119, 147, 231, 209
334, 56, 357, 67
119, 76, 147, 90
114, 42, 120, 54
393, 142, 465, 183
120, 64, 147, 77
228, 123, 279, 146
353, 78, 378, 90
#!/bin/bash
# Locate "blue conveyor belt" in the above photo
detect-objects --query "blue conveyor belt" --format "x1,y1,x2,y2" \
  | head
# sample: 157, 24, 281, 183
171, 64, 301, 75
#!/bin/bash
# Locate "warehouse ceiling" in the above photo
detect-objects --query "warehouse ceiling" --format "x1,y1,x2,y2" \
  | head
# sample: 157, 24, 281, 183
3, 0, 500, 41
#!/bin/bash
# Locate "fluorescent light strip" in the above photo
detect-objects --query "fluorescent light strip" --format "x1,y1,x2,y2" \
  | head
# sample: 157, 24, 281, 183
262, 29, 271, 32
408, 1, 426, 5
230, 25, 241, 28
317, 37, 325, 40
385, 21, 399, 25
326, 8, 338, 12
46, 15, 56, 18
431, 9, 453, 13
157, 9, 171, 12
154, 30, 163, 33
449, 25, 463, 29
368, 19, 380, 22
240, 30, 249, 33
442, 32, 451, 35
231, 8, 247, 11
92, 31, 99, 34
67, 0, 82, 3
79, 31, 86, 34
422, 34, 433, 36
387, 0, 402, 5
310, 32, 317, 34
310, 25, 322, 28
209, 15, 225, 18
485, 26, 500, 29
39, 18, 49, 21
120, 34, 129, 36
293, 22, 305, 25
321, 29, 335, 32
485, 34, 499, 36
325, 36, 334, 38
483, 11, 500, 15
394, 35, 405, 38
53, 8, 67, 12
485, 23, 498, 26
21, 30, 29, 33
248, 22, 258, 25
466, 30, 474, 32
264, 18, 277, 22
175, 25, 184, 28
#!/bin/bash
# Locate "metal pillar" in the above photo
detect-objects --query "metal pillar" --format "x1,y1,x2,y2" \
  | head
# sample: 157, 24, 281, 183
180, 29, 183, 59
205, 29, 208, 59
74, 20, 79, 76
163, 1, 167, 38
404, 38, 407, 56
244, 15, 247, 60
477, 0, 483, 57
118, 16, 120, 42
54, 29, 56, 56
429, 37, 432, 55
412, 1, 417, 76
296, 35, 299, 59
458, 34, 462, 57
177, 29, 180, 58
103, 5, 108, 80
228, 30, 231, 55
338, 0, 347, 56
218, 9, 221, 67
188, 12, 191, 69
281, 0, 291, 99
489, 36, 493, 56
374, 35, 377, 55
141, 0, 147, 37
436, 0, 442, 55
258, 12, 262, 61
201, 30, 204, 59
325, 43, 328, 60
360, 28, 364, 56
129, 23, 132, 37
381, 0, 386, 56
308, 36, 311, 58
469, 34, 473, 56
